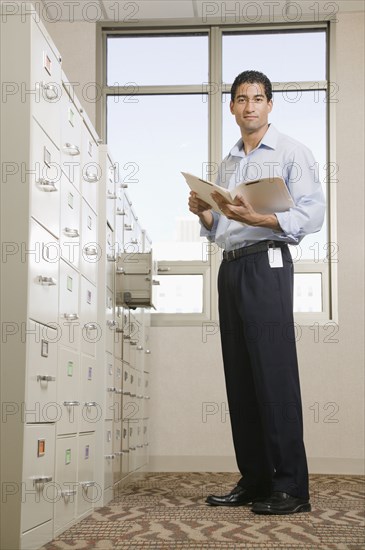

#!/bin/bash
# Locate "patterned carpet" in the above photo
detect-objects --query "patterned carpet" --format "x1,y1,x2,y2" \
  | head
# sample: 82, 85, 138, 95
43, 472, 365, 550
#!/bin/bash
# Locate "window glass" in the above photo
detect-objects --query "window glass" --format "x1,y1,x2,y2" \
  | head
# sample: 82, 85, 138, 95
294, 273, 322, 312
107, 94, 208, 261
222, 31, 326, 83
107, 34, 209, 86
153, 275, 203, 313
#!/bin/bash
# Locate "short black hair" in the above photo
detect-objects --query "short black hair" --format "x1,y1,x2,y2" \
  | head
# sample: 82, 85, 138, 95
231, 70, 273, 102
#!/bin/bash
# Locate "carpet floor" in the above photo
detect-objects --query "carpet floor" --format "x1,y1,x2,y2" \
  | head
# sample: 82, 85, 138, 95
43, 472, 365, 550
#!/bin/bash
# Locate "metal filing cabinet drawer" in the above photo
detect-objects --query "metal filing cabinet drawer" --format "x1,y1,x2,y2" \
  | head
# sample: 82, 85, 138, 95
77, 432, 96, 517
104, 420, 113, 489
121, 420, 129, 477
105, 351, 114, 421
59, 259, 80, 351
81, 122, 99, 213
57, 346, 80, 435
28, 218, 59, 327
30, 120, 61, 239
80, 276, 98, 358
60, 174, 81, 269
21, 423, 55, 533
31, 21, 61, 147
113, 422, 122, 485
80, 199, 98, 286
54, 436, 77, 532
106, 155, 117, 230
26, 320, 58, 423
79, 356, 99, 433
106, 224, 116, 292
60, 85, 82, 191
105, 288, 115, 354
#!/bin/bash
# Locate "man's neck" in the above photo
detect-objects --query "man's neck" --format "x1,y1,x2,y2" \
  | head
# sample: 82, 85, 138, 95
242, 124, 269, 154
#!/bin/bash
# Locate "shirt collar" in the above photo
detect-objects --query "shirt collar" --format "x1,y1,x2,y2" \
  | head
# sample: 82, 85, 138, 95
229, 124, 279, 158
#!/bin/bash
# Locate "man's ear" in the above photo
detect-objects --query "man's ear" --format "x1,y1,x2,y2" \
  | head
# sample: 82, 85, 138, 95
268, 99, 273, 113
230, 100, 234, 114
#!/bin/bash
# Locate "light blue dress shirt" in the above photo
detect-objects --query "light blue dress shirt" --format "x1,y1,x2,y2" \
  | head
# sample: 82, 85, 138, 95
200, 124, 326, 251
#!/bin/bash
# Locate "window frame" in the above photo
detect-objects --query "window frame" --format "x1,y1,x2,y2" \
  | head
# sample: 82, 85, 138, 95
97, 20, 338, 327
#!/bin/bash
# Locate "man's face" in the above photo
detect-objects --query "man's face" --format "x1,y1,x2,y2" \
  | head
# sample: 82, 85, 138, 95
230, 82, 273, 134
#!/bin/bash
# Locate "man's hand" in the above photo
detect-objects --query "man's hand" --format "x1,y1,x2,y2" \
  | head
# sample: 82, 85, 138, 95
188, 191, 214, 230
211, 192, 281, 231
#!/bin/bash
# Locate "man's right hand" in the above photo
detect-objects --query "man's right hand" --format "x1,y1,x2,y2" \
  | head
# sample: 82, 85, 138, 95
188, 191, 214, 230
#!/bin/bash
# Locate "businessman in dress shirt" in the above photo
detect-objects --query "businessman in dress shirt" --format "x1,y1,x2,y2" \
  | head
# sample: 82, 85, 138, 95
189, 70, 325, 514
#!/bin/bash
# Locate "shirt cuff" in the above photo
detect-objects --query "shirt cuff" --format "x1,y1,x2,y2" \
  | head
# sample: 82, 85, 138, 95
199, 211, 220, 238
275, 211, 300, 244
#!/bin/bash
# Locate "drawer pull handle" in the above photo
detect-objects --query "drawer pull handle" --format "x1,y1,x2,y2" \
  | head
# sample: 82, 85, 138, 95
107, 254, 116, 262
115, 389, 122, 394
84, 170, 98, 183
122, 449, 129, 453
64, 143, 80, 156
130, 341, 137, 346
124, 224, 133, 231
136, 444, 143, 448
106, 320, 116, 328
158, 267, 171, 272
63, 313, 79, 320
120, 183, 128, 189
84, 246, 98, 256
116, 267, 125, 274
116, 209, 125, 216
63, 401, 80, 406
80, 481, 96, 488
37, 276, 57, 286
84, 401, 97, 407
107, 190, 117, 199
107, 387, 116, 392
105, 454, 115, 459
84, 323, 98, 331
129, 393, 136, 398
114, 451, 123, 456
137, 346, 143, 351
131, 238, 138, 245
122, 391, 130, 396
61, 490, 77, 497
129, 446, 136, 451
152, 280, 160, 286
144, 442, 149, 447
37, 178, 58, 192
145, 350, 151, 354
43, 82, 60, 100
136, 394, 143, 399
37, 375, 56, 382
33, 476, 52, 484
145, 396, 151, 400
64, 227, 79, 238
123, 335, 131, 340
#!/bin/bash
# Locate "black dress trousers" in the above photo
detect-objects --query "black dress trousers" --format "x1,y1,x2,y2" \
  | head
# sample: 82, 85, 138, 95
217, 244, 309, 499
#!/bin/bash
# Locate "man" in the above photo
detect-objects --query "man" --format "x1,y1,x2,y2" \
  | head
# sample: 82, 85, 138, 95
189, 70, 325, 515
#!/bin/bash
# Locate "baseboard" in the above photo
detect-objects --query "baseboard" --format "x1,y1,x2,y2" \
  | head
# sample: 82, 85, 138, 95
148, 455, 365, 475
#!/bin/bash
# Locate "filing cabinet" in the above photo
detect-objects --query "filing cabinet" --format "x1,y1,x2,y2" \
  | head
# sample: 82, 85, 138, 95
1, 9, 152, 550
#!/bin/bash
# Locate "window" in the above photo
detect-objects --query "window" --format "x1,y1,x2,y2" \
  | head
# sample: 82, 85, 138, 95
101, 24, 333, 325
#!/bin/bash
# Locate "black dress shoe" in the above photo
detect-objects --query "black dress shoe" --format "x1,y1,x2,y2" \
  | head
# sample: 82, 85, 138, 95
251, 491, 311, 515
205, 485, 267, 507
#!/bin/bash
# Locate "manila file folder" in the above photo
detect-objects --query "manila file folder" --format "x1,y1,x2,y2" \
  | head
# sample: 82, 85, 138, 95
182, 171, 294, 216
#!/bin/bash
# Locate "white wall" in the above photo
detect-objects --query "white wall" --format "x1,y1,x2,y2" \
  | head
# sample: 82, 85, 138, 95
44, 10, 365, 475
